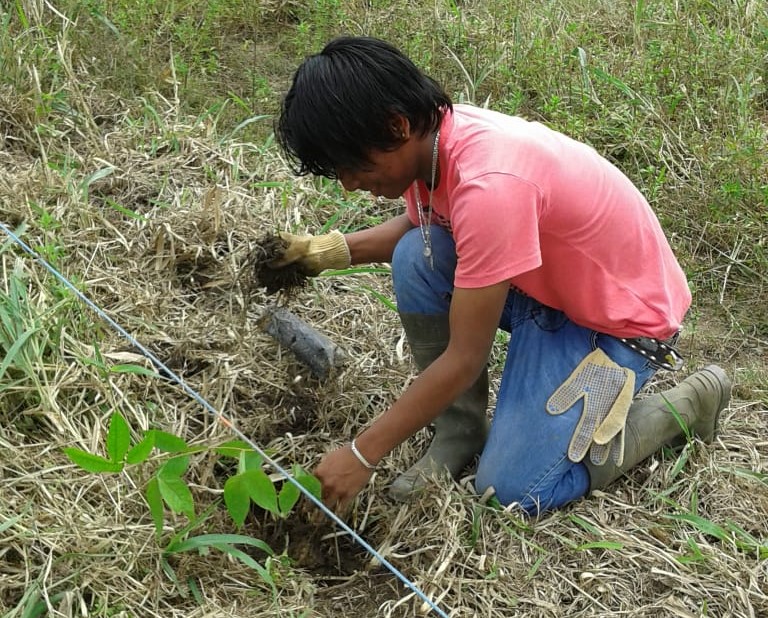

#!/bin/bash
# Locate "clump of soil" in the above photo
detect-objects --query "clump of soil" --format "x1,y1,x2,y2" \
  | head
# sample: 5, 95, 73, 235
251, 232, 309, 295
258, 504, 369, 576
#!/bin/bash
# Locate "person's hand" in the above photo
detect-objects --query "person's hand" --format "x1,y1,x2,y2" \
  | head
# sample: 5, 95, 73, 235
270, 230, 351, 276
315, 444, 374, 511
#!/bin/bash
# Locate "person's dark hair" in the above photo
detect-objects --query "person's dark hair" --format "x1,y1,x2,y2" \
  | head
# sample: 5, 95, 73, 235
276, 36, 452, 179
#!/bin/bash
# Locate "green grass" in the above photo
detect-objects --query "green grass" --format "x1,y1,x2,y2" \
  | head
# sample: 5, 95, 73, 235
3, 0, 765, 320
0, 1, 766, 616
0, 260, 62, 413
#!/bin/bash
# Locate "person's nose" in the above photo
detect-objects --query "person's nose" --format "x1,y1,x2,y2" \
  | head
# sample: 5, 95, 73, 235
338, 170, 362, 192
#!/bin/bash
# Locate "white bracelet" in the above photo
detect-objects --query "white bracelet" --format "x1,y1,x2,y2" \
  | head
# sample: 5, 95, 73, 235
350, 439, 376, 470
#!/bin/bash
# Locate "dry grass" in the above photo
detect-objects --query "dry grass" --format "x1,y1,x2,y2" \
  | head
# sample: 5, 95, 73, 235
1, 95, 766, 618
1, 1, 767, 617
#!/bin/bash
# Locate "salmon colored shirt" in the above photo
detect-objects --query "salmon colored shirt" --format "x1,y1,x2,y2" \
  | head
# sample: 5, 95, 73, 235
404, 105, 691, 339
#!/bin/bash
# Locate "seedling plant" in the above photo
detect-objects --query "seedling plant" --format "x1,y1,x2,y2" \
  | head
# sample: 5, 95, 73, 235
63, 412, 321, 591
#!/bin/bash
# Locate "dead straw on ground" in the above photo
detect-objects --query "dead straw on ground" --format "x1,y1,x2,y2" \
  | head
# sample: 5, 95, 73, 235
1, 23, 767, 618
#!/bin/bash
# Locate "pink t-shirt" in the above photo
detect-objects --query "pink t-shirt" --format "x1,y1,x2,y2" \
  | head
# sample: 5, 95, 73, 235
404, 105, 691, 339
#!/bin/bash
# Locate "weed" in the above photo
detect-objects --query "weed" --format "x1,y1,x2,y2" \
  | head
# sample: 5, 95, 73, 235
0, 259, 70, 422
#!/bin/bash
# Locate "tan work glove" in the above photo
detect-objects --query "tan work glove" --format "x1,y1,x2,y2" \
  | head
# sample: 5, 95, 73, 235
270, 230, 351, 276
546, 348, 635, 466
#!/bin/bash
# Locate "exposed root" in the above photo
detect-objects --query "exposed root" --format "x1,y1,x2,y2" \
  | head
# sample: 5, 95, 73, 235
250, 232, 309, 295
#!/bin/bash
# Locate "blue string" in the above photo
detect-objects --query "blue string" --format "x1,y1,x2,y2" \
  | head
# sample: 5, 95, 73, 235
0, 221, 450, 618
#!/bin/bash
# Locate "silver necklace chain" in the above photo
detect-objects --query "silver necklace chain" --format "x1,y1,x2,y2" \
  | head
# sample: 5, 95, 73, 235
414, 129, 440, 269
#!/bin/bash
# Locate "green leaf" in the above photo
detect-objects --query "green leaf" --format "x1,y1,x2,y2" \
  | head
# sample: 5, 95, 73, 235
150, 430, 188, 453
224, 473, 252, 527
277, 481, 301, 516
723, 521, 768, 557
125, 432, 156, 465
215, 440, 252, 458
63, 448, 124, 473
158, 455, 189, 479
0, 328, 37, 381
0, 508, 26, 534
14, 0, 30, 29
106, 413, 131, 463
79, 165, 115, 200
663, 397, 692, 441
666, 513, 729, 541
167, 536, 275, 591
677, 537, 707, 564
21, 591, 68, 618
109, 363, 160, 378
163, 502, 220, 552
485, 496, 503, 511
163, 531, 277, 589
355, 284, 397, 311
320, 266, 391, 277
239, 449, 263, 474
526, 555, 546, 580
167, 533, 274, 556
187, 576, 203, 604
104, 198, 147, 222
243, 469, 278, 514
590, 67, 641, 103
222, 114, 270, 141
568, 514, 600, 535
145, 477, 165, 535
210, 543, 274, 590
718, 466, 768, 486
160, 556, 179, 586
669, 445, 691, 480
294, 470, 322, 501
576, 541, 624, 551
158, 475, 195, 518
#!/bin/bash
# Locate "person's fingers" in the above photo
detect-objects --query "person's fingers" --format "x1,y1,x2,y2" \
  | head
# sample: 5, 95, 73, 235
268, 233, 310, 268
319, 480, 352, 513
331, 492, 354, 516
268, 245, 305, 268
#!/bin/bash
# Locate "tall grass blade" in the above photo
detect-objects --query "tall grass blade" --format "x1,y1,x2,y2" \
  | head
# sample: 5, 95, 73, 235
0, 328, 37, 380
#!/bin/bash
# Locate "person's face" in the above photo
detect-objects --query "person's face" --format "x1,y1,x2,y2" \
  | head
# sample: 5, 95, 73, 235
335, 117, 430, 199
336, 147, 418, 199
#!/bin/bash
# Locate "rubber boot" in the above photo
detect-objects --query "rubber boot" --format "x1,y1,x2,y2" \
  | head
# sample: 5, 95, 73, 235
389, 313, 491, 501
585, 365, 731, 490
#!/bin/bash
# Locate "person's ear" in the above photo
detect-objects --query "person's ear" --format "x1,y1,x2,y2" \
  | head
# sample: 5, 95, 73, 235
390, 115, 411, 140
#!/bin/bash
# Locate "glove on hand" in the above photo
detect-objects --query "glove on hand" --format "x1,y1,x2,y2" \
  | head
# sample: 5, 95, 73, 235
270, 230, 351, 276
546, 347, 635, 466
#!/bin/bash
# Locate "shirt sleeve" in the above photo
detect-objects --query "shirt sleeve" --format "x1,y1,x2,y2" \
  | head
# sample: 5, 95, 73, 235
450, 173, 545, 288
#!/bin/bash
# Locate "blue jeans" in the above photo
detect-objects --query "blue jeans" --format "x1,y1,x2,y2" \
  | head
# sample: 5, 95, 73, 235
392, 226, 658, 513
